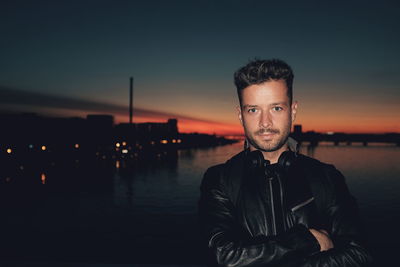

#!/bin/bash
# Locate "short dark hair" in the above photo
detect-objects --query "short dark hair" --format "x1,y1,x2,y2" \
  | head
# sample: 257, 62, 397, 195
234, 59, 294, 104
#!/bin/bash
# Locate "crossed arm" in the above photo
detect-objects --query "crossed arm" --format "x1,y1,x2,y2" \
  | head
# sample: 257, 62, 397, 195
198, 166, 372, 267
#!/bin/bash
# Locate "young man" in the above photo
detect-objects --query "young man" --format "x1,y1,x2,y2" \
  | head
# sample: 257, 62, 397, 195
198, 59, 372, 266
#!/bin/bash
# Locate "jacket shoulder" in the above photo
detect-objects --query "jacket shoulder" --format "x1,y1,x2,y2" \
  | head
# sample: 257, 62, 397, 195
297, 153, 331, 168
296, 153, 351, 207
297, 153, 342, 180
200, 150, 245, 201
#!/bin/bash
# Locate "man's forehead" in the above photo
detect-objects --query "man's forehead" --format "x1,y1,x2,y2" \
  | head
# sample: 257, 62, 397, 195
241, 102, 289, 108
242, 102, 288, 107
240, 82, 290, 103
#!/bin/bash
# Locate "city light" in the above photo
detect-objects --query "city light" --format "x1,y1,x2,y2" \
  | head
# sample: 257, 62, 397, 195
7, 148, 12, 154
116, 142, 121, 148
75, 143, 80, 149
41, 173, 46, 185
172, 139, 176, 143
122, 141, 127, 146
177, 139, 182, 143
122, 149, 128, 154
29, 144, 34, 149
161, 140, 168, 144
41, 145, 47, 151
115, 160, 120, 168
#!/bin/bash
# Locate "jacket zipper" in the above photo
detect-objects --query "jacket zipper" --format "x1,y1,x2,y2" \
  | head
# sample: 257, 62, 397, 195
268, 176, 277, 235
291, 197, 314, 212
277, 174, 285, 231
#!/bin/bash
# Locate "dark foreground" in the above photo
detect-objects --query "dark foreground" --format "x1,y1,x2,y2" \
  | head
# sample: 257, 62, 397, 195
1, 143, 399, 266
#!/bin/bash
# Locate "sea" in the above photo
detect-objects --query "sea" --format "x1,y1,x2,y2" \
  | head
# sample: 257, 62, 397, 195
1, 141, 399, 266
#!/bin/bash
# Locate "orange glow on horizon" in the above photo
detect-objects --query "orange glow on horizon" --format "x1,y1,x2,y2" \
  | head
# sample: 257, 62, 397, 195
297, 115, 400, 134
114, 114, 398, 135
48, 109, 399, 136
113, 114, 244, 135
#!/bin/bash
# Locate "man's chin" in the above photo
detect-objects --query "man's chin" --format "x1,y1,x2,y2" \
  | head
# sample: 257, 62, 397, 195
253, 140, 280, 152
258, 145, 280, 153
251, 136, 287, 152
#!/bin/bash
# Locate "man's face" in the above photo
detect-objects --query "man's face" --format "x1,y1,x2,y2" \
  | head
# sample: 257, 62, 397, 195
238, 79, 297, 152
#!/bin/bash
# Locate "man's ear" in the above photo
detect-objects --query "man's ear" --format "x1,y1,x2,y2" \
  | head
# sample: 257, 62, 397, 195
237, 106, 243, 126
291, 101, 298, 122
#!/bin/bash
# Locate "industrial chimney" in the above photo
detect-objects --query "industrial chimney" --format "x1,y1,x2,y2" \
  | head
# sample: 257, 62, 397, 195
129, 77, 133, 124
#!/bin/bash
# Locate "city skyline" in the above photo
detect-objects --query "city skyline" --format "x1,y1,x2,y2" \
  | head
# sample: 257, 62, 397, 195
1, 0, 399, 135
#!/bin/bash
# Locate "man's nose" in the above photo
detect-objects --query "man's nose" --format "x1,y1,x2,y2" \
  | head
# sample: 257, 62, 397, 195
260, 111, 272, 128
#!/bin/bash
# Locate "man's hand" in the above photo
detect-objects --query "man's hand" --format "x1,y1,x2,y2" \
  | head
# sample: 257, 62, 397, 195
309, 229, 334, 251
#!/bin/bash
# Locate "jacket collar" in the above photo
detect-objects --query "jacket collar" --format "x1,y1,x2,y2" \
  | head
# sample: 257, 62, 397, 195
287, 137, 299, 154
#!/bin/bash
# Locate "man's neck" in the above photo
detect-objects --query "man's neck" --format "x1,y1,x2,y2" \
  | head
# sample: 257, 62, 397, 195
250, 143, 288, 164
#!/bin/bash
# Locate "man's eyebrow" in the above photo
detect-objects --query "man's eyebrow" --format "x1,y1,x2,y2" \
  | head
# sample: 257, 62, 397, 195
270, 102, 288, 106
242, 104, 258, 108
242, 103, 288, 108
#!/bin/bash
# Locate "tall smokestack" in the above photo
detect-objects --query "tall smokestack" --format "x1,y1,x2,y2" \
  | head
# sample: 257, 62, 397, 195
129, 77, 133, 124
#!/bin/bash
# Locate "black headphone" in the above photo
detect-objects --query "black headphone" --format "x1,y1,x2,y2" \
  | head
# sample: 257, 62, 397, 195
245, 149, 297, 175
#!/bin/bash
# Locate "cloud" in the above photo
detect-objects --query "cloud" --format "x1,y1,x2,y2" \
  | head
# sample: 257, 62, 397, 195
0, 86, 242, 135
0, 86, 196, 119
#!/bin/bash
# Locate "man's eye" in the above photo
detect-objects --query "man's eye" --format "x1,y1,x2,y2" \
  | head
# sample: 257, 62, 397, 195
273, 106, 283, 111
248, 108, 257, 113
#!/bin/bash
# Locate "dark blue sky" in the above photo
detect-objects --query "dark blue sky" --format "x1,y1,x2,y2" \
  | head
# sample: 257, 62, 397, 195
1, 0, 399, 134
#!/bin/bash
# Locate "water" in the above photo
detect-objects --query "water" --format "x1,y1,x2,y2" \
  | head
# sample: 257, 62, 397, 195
1, 142, 399, 265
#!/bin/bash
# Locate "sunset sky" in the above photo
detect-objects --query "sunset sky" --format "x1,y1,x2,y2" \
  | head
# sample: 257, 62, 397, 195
1, 0, 399, 135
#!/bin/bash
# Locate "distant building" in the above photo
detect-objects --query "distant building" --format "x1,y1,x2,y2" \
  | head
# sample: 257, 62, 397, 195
86, 115, 115, 147
115, 119, 178, 144
87, 115, 114, 128
293, 124, 302, 134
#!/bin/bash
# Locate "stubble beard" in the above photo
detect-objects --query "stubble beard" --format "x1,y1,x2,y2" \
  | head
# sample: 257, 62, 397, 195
245, 127, 290, 153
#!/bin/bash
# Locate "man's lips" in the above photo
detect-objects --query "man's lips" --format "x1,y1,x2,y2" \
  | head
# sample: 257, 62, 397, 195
257, 132, 276, 139
258, 132, 275, 136
256, 130, 279, 135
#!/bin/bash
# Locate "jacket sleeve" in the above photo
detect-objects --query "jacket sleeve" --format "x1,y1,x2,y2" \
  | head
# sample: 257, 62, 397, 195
198, 166, 320, 267
300, 166, 373, 267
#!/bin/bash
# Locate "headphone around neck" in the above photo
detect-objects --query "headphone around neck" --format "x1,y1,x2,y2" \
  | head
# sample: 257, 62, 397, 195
245, 149, 297, 175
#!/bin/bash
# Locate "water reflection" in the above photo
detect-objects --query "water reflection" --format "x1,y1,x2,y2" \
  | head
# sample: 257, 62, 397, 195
0, 142, 399, 265
40, 173, 46, 185
306, 144, 316, 157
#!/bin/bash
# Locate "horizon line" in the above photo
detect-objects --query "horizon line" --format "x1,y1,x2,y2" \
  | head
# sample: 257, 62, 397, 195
1, 110, 399, 137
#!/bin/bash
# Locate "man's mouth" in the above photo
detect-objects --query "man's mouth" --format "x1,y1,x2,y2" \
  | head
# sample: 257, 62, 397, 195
256, 129, 279, 136
259, 133, 275, 136
258, 133, 276, 140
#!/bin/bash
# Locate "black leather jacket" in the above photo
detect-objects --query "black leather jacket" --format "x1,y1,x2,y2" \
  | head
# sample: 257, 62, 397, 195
198, 149, 372, 267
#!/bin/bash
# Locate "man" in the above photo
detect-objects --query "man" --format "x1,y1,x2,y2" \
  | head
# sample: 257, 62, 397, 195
198, 59, 372, 266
